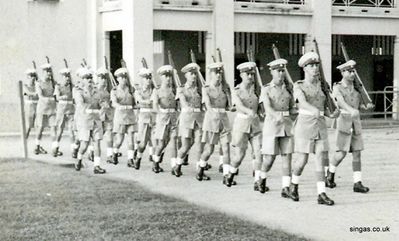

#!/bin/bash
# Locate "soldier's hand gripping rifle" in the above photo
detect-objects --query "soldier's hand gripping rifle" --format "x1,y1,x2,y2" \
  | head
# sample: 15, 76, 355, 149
216, 48, 233, 110
120, 59, 134, 94
313, 39, 339, 113
63, 58, 74, 96
246, 47, 265, 117
104, 56, 118, 91
272, 44, 294, 96
340, 42, 374, 109
45, 56, 55, 89
190, 49, 206, 87
141, 57, 158, 89
167, 50, 183, 88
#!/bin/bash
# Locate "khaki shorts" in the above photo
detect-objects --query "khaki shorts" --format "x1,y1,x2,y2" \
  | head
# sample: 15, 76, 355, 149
137, 122, 154, 143
35, 114, 56, 128
262, 136, 294, 155
335, 131, 364, 152
55, 113, 74, 129
154, 122, 177, 141
294, 137, 329, 154
113, 124, 137, 134
201, 130, 231, 145
231, 130, 261, 150
79, 124, 103, 142
179, 122, 202, 139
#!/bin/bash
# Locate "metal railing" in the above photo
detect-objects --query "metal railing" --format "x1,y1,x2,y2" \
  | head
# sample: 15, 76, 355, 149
154, 0, 212, 6
332, 0, 396, 8
235, 0, 305, 4
361, 86, 399, 119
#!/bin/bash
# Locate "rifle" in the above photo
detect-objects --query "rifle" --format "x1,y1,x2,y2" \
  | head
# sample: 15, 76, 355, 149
104, 56, 118, 90
31, 61, 38, 81
246, 47, 265, 117
45, 56, 55, 89
167, 50, 183, 88
271, 44, 294, 96
340, 42, 374, 107
141, 57, 158, 89
216, 48, 233, 109
313, 39, 338, 113
82, 58, 88, 68
63, 58, 74, 96
120, 59, 134, 94
190, 49, 206, 86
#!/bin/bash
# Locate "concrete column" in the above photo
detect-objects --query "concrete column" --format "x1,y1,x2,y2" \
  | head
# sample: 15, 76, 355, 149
210, 0, 234, 86
87, 0, 103, 70
122, 0, 153, 84
205, 31, 214, 81
311, 0, 332, 85
393, 36, 399, 120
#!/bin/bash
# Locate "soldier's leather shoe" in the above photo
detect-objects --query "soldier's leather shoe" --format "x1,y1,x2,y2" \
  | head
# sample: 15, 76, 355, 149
38, 146, 47, 154
107, 154, 118, 165
196, 167, 211, 181
74, 160, 82, 171
254, 182, 259, 191
325, 170, 336, 188
281, 187, 290, 198
34, 145, 40, 155
149, 155, 154, 163
52, 147, 63, 157
117, 152, 122, 157
317, 192, 334, 206
288, 183, 299, 201
93, 166, 106, 174
72, 148, 78, 159
152, 162, 162, 173
171, 164, 182, 177
182, 155, 189, 166
353, 181, 369, 193
258, 178, 269, 194
127, 159, 135, 168
225, 172, 236, 187
204, 163, 212, 171
218, 164, 223, 173
134, 158, 142, 170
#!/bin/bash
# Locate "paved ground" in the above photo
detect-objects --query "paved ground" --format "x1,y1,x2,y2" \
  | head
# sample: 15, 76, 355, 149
1, 127, 399, 241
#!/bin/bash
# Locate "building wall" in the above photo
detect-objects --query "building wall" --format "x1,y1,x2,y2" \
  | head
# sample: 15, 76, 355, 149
0, 0, 88, 132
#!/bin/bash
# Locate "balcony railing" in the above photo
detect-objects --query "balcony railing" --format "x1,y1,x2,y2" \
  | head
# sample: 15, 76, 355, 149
154, 0, 212, 7
332, 0, 396, 8
235, 0, 305, 4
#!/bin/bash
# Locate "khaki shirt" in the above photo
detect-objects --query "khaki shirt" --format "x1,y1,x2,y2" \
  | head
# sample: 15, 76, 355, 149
24, 82, 38, 101
54, 84, 74, 115
111, 86, 136, 125
260, 83, 294, 137
202, 85, 230, 133
293, 80, 328, 140
152, 87, 177, 125
135, 87, 155, 124
232, 84, 261, 134
333, 81, 362, 135
36, 79, 56, 115
75, 88, 103, 130
176, 85, 203, 129
97, 87, 114, 122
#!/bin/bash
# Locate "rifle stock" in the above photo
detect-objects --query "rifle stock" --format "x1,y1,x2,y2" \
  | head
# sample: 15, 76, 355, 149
167, 50, 183, 88
103, 56, 117, 90
190, 49, 206, 86
45, 56, 55, 89
216, 48, 233, 109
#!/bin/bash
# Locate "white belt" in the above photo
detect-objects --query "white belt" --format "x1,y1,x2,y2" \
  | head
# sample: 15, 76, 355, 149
298, 109, 324, 116
43, 97, 55, 102
276, 111, 290, 117
59, 100, 73, 104
211, 108, 226, 113
25, 100, 38, 104
339, 109, 351, 114
160, 108, 176, 113
117, 105, 133, 110
236, 113, 250, 119
140, 108, 153, 113
182, 107, 202, 113
85, 109, 101, 114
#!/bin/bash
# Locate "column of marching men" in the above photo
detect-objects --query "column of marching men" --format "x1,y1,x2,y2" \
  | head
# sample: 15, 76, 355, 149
23, 51, 374, 206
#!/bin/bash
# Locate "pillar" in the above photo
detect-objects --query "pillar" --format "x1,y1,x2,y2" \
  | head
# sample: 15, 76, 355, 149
87, 0, 103, 70
393, 36, 399, 120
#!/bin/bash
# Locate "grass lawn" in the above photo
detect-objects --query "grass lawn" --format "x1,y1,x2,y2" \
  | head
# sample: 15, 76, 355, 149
0, 158, 305, 241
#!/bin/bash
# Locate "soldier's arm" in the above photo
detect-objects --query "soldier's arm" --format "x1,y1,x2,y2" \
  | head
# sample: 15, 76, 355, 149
151, 89, 160, 111
24, 85, 37, 96
202, 87, 212, 110
110, 90, 121, 108
175, 87, 187, 106
333, 86, 358, 117
35, 83, 44, 97
293, 84, 319, 116
262, 90, 282, 120
233, 90, 255, 116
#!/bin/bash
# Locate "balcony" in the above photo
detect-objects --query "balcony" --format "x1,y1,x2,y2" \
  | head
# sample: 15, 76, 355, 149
332, 0, 396, 8
100, 0, 121, 12
234, 0, 311, 15
332, 0, 399, 18
153, 0, 213, 11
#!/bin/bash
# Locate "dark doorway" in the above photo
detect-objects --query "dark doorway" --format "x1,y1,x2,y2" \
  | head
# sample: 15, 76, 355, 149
109, 30, 123, 74
332, 59, 345, 85
373, 59, 393, 114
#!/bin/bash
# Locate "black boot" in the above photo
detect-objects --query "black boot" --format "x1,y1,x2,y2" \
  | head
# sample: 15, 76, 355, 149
281, 187, 290, 198
134, 157, 142, 170
317, 192, 334, 206
152, 162, 162, 173
288, 183, 299, 202
258, 178, 269, 194
34, 145, 40, 155
224, 172, 236, 187
93, 166, 106, 174
196, 167, 211, 181
218, 164, 223, 173
72, 148, 78, 159
52, 147, 63, 157
74, 159, 82, 171
171, 164, 182, 177
325, 170, 336, 188
204, 163, 212, 170
254, 181, 259, 191
39, 146, 48, 154
127, 158, 135, 168
353, 181, 369, 193
107, 153, 118, 165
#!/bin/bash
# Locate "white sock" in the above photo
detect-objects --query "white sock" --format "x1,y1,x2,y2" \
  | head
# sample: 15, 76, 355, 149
88, 145, 94, 152
260, 171, 267, 179
324, 166, 329, 176
252, 159, 256, 169
113, 148, 119, 154
229, 166, 238, 174
35, 139, 40, 145
198, 159, 207, 168
353, 171, 362, 183
127, 150, 134, 159
77, 153, 83, 160
223, 164, 230, 176
170, 158, 176, 167
94, 156, 101, 166
291, 175, 300, 184
219, 156, 224, 165
137, 151, 143, 158
153, 155, 160, 163
106, 148, 113, 157
329, 164, 337, 173
282, 176, 291, 188
317, 181, 326, 194
70, 143, 76, 150
51, 141, 59, 149
175, 157, 183, 165
148, 146, 154, 155
254, 170, 260, 181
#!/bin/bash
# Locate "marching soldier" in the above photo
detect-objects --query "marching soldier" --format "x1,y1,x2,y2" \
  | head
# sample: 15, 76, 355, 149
289, 52, 339, 206
109, 68, 137, 166
96, 67, 115, 164
151, 65, 178, 173
34, 63, 57, 155
70, 68, 84, 158
326, 60, 371, 193
171, 63, 204, 177
52, 68, 75, 157
259, 59, 295, 196
224, 62, 262, 187
132, 67, 156, 169
198, 62, 231, 182
74, 68, 106, 174
24, 69, 39, 138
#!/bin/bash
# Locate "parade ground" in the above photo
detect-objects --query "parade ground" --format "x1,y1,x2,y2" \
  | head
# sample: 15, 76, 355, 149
1, 127, 398, 241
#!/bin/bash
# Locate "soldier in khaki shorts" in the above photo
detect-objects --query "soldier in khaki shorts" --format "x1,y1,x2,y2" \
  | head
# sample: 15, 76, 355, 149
326, 60, 372, 193
289, 52, 339, 206
133, 67, 156, 169
171, 63, 204, 177
74, 68, 106, 174
24, 68, 39, 138
259, 59, 295, 196
151, 65, 178, 173
225, 62, 261, 188
52, 68, 75, 157
34, 63, 57, 155
199, 62, 232, 182
109, 68, 137, 166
